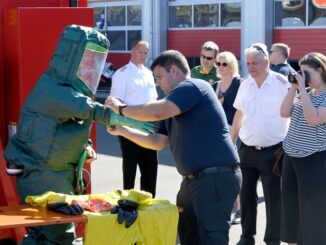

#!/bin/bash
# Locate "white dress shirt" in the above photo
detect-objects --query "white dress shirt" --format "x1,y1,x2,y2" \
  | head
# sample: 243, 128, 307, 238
233, 71, 290, 147
110, 61, 158, 105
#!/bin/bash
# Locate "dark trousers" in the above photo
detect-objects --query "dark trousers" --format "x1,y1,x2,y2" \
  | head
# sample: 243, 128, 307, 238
177, 167, 241, 245
281, 151, 326, 245
119, 136, 158, 197
238, 142, 281, 245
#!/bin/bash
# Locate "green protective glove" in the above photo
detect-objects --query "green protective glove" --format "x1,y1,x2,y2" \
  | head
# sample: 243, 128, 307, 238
75, 150, 88, 195
109, 111, 155, 133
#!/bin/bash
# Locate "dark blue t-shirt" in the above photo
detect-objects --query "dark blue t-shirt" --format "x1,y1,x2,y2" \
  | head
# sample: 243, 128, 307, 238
157, 79, 239, 175
270, 63, 294, 77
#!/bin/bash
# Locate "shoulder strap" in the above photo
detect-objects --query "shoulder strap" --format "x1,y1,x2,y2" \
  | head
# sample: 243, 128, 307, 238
215, 81, 223, 99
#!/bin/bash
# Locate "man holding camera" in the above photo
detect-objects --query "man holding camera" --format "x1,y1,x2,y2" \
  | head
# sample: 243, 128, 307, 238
231, 43, 290, 245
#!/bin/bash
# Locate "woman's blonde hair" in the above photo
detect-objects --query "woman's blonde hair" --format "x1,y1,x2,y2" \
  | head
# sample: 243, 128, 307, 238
216, 51, 239, 77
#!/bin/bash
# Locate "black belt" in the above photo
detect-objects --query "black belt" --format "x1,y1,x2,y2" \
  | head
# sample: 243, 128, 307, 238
184, 165, 239, 180
243, 142, 282, 151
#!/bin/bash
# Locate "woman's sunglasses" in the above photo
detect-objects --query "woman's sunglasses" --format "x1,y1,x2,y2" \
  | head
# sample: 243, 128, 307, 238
216, 62, 228, 67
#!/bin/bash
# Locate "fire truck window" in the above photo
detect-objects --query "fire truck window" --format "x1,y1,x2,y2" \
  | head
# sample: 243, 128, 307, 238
169, 5, 192, 28
309, 0, 326, 26
194, 4, 219, 27
127, 5, 142, 26
107, 6, 126, 26
274, 0, 306, 27
221, 3, 241, 27
107, 31, 126, 51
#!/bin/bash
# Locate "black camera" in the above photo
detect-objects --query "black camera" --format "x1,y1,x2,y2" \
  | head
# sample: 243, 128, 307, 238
288, 70, 310, 86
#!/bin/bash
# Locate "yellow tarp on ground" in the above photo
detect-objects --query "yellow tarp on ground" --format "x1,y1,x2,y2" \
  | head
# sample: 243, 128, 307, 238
26, 190, 179, 245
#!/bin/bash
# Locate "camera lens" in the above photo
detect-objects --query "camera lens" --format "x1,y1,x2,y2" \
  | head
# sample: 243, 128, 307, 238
288, 72, 297, 84
287, 70, 310, 86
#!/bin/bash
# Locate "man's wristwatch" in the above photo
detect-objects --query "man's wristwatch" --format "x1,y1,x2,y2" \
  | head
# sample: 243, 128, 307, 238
119, 104, 128, 116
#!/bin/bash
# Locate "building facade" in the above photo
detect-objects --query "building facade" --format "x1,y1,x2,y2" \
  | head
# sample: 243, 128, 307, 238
88, 0, 326, 75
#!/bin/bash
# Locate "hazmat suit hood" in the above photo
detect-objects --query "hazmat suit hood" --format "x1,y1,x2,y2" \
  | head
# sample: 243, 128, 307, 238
48, 24, 109, 97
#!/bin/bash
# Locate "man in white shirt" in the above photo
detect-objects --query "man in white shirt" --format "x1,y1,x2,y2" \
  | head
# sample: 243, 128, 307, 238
231, 43, 290, 245
109, 40, 158, 196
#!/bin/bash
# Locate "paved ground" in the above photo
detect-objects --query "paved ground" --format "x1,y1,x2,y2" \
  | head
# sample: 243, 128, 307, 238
90, 92, 286, 245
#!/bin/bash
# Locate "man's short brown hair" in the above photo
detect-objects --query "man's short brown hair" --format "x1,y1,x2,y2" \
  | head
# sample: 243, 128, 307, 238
201, 41, 219, 57
272, 43, 290, 59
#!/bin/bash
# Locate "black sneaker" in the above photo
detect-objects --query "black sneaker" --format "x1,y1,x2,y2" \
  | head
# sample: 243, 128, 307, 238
6, 162, 23, 176
236, 237, 255, 245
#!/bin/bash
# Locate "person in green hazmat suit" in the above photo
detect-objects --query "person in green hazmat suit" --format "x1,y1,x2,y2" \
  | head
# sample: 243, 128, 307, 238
4, 25, 153, 245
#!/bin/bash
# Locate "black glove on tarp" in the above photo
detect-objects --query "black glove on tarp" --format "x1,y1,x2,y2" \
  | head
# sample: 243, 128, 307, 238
47, 202, 84, 215
111, 199, 139, 228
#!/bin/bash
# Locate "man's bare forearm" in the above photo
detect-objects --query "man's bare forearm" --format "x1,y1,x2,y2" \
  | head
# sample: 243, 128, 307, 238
230, 110, 243, 144
107, 126, 168, 150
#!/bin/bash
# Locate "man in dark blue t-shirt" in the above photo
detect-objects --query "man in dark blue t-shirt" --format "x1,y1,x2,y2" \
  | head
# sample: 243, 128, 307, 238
269, 43, 295, 77
106, 50, 241, 245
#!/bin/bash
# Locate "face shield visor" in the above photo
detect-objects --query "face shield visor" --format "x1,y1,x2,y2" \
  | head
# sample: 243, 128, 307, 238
77, 42, 108, 95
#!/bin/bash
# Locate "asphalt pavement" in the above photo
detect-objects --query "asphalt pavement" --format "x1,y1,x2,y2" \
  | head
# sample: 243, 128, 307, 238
92, 91, 286, 245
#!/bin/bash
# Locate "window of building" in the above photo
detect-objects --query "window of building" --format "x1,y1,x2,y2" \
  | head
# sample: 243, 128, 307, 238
221, 3, 241, 27
169, 5, 192, 28
107, 31, 126, 50
94, 7, 105, 29
274, 0, 326, 28
127, 5, 142, 26
168, 1, 241, 29
194, 4, 219, 27
107, 6, 126, 26
309, 0, 326, 26
89, 1, 142, 52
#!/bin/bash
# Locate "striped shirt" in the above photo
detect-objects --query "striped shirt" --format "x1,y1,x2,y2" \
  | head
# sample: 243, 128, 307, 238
283, 90, 326, 157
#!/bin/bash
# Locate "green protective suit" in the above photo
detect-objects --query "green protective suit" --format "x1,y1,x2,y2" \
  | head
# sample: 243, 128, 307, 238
3, 25, 148, 245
